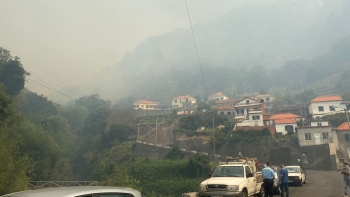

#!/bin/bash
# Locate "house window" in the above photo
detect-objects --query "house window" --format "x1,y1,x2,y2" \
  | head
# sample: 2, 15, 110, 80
221, 97, 224, 100
220, 112, 224, 115
347, 104, 350, 111
322, 132, 329, 140
305, 133, 312, 141
329, 106, 335, 111
186, 98, 188, 102
252, 115, 260, 120
285, 125, 293, 133
318, 106, 324, 112
227, 112, 232, 115
175, 100, 177, 103
246, 100, 250, 104
345, 134, 350, 142
266, 97, 270, 102
141, 105, 143, 107
317, 123, 322, 126
241, 109, 244, 114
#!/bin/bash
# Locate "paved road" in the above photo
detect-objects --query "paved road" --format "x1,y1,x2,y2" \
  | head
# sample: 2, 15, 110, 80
285, 170, 344, 197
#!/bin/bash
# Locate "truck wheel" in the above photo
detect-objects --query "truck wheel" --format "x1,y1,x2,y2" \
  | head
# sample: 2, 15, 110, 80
257, 186, 265, 197
242, 191, 248, 197
299, 179, 303, 187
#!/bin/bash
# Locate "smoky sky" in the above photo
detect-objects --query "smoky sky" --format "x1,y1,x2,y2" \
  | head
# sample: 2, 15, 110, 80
1, 0, 278, 100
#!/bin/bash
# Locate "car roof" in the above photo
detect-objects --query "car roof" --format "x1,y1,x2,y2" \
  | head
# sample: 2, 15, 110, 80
2, 186, 141, 197
284, 166, 301, 168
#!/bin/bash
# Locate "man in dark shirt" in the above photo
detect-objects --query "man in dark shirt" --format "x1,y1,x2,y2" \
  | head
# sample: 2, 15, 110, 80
279, 164, 289, 197
341, 162, 350, 197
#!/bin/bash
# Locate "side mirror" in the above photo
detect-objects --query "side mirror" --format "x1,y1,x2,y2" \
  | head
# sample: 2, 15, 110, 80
247, 173, 254, 178
208, 173, 212, 177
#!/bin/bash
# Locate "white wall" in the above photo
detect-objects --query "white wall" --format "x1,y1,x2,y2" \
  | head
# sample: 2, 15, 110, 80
309, 101, 344, 118
275, 123, 297, 135
310, 121, 329, 127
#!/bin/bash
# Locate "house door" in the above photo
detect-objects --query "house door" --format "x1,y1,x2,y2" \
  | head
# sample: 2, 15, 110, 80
314, 133, 321, 145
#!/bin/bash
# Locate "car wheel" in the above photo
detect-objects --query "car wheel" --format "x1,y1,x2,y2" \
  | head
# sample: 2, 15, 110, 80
242, 190, 248, 197
299, 179, 303, 187
257, 186, 265, 197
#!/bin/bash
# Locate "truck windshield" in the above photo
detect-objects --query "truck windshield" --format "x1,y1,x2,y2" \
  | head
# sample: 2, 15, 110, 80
213, 166, 244, 177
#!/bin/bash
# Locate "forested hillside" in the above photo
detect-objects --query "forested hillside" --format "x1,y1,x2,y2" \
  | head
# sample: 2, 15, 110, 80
0, 48, 215, 197
78, 0, 350, 101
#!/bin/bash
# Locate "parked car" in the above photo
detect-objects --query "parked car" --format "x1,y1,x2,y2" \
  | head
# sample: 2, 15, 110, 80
284, 165, 306, 187
1, 186, 142, 197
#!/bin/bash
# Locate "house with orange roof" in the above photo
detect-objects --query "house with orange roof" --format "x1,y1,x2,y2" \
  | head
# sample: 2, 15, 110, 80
208, 92, 229, 101
270, 113, 301, 135
133, 100, 158, 110
172, 95, 196, 109
333, 122, 350, 162
216, 99, 236, 116
308, 95, 345, 118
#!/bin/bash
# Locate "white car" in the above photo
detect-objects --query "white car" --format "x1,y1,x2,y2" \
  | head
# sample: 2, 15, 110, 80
284, 165, 306, 187
1, 186, 142, 197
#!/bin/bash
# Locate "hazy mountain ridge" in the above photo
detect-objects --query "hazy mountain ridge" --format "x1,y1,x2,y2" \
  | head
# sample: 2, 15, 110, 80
80, 0, 350, 101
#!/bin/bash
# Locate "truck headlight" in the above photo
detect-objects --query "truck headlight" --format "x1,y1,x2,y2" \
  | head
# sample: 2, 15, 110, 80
200, 184, 207, 190
227, 185, 239, 191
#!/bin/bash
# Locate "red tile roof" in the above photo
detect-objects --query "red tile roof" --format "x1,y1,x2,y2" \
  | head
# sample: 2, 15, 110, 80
310, 95, 342, 102
218, 106, 235, 110
209, 92, 226, 98
134, 100, 158, 105
336, 122, 350, 131
270, 113, 300, 124
175, 95, 193, 99
216, 99, 236, 104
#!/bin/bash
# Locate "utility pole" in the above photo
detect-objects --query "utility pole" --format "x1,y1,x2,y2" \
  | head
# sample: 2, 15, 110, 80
137, 118, 141, 141
155, 114, 158, 144
213, 110, 215, 157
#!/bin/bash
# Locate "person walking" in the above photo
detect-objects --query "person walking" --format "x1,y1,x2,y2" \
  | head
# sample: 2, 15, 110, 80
341, 162, 350, 197
279, 164, 289, 197
262, 161, 275, 197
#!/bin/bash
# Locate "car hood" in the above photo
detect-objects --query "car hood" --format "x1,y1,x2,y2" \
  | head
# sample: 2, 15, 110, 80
288, 173, 301, 176
202, 177, 245, 185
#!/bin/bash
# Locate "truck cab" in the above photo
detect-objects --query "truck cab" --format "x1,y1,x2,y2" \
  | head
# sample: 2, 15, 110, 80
199, 157, 264, 197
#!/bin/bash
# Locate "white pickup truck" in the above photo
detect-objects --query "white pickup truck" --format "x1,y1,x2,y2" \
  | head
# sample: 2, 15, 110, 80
199, 158, 264, 197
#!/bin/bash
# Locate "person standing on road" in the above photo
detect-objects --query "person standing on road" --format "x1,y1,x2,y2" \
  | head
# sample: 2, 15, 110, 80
279, 164, 289, 197
262, 161, 275, 197
341, 162, 350, 197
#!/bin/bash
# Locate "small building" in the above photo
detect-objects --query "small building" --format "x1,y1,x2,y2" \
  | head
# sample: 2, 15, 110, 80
255, 94, 275, 108
297, 125, 332, 147
216, 99, 236, 116
308, 95, 344, 119
234, 97, 265, 127
208, 92, 229, 101
270, 113, 301, 135
172, 95, 196, 109
333, 122, 350, 162
133, 100, 158, 110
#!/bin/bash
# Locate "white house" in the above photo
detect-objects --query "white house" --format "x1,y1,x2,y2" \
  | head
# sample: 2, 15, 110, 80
234, 97, 265, 127
216, 99, 236, 115
133, 100, 158, 110
308, 95, 345, 119
208, 92, 229, 101
270, 113, 301, 135
172, 95, 196, 109
255, 94, 275, 108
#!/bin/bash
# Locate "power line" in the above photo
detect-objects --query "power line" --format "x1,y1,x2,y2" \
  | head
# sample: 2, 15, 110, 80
0, 42, 86, 97
184, 0, 208, 96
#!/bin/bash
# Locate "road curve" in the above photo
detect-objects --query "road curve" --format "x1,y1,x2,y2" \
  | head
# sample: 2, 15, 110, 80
286, 170, 344, 197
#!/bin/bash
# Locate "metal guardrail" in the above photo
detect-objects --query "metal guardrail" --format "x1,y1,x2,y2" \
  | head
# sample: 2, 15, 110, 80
28, 181, 104, 189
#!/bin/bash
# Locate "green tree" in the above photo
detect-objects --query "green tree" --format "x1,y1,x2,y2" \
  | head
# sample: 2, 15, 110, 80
320, 113, 348, 128
0, 48, 29, 97
164, 146, 185, 160
188, 154, 211, 178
